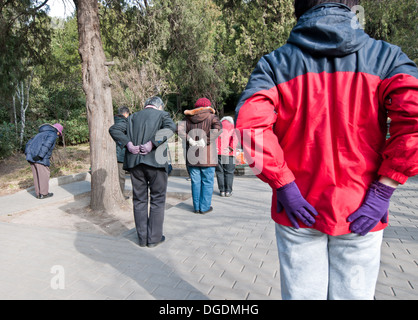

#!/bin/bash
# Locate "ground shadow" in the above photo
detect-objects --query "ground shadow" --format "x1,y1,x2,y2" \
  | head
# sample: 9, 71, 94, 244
69, 171, 207, 300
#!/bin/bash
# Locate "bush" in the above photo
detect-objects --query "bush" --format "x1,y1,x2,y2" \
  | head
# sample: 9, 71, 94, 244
0, 114, 90, 160
0, 122, 18, 159
61, 116, 90, 145
0, 119, 57, 159
24, 119, 48, 143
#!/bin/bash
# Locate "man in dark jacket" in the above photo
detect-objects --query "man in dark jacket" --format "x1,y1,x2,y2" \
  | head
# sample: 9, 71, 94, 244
114, 106, 130, 197
236, 1, 418, 299
109, 96, 176, 248
178, 98, 222, 214
25, 123, 63, 199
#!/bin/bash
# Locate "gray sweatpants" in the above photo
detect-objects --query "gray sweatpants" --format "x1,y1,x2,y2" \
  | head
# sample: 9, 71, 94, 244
275, 224, 383, 300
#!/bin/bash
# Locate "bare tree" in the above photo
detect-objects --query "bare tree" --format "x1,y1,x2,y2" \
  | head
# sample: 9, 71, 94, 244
110, 57, 169, 111
14, 69, 34, 149
73, 0, 124, 211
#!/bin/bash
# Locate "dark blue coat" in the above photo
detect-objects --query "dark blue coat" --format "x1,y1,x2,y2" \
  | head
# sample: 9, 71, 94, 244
25, 124, 59, 167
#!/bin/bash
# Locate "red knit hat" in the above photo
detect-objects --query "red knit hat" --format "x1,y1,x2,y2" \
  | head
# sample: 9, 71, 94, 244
194, 98, 211, 108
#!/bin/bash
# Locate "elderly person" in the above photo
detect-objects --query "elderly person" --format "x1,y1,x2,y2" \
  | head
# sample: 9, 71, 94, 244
109, 97, 176, 248
113, 106, 130, 197
215, 116, 238, 197
25, 123, 63, 199
178, 98, 222, 214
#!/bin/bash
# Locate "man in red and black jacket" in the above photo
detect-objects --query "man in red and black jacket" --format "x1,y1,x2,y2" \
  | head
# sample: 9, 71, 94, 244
236, 0, 418, 299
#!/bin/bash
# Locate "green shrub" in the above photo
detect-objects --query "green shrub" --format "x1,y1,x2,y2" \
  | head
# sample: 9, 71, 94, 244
61, 116, 90, 145
0, 122, 18, 159
0, 115, 90, 160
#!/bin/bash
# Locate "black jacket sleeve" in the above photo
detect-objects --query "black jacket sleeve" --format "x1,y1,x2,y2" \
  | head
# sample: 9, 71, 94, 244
109, 117, 130, 147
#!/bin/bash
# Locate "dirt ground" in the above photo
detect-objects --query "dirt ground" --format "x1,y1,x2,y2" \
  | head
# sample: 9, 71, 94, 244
0, 144, 91, 196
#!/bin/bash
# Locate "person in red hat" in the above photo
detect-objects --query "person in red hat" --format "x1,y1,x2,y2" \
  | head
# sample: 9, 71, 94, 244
178, 98, 222, 214
25, 123, 63, 199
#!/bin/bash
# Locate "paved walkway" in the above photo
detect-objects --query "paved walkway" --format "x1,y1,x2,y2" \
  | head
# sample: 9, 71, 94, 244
0, 172, 417, 300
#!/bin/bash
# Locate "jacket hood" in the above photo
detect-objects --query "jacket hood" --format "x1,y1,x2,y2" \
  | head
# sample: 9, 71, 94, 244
220, 116, 234, 125
39, 123, 58, 133
185, 106, 215, 124
287, 3, 370, 57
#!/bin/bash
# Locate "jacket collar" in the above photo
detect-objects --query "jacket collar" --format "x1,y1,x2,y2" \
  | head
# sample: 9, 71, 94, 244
184, 106, 215, 116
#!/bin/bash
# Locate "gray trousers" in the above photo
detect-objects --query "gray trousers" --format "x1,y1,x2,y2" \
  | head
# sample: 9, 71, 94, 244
130, 164, 168, 245
117, 162, 125, 192
30, 162, 50, 196
275, 224, 383, 300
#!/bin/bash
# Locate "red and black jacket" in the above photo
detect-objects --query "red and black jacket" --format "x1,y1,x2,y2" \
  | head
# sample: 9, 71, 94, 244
236, 3, 418, 235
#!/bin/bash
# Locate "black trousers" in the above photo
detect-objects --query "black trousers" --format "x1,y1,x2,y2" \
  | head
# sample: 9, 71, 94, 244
215, 155, 235, 193
130, 164, 168, 245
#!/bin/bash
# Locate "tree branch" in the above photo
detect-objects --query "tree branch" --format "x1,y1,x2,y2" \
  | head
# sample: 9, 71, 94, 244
7, 0, 50, 31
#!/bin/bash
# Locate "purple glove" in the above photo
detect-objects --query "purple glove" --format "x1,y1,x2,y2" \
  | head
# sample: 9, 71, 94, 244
347, 180, 395, 236
126, 142, 140, 154
276, 181, 318, 229
139, 141, 153, 155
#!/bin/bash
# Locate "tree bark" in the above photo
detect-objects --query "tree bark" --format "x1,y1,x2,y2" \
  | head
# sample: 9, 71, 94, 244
15, 69, 33, 149
74, 0, 124, 211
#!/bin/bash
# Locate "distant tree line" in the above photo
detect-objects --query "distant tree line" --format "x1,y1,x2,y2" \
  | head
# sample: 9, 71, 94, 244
0, 0, 416, 159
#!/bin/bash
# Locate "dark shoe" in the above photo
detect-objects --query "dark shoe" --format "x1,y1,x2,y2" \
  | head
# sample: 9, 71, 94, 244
194, 210, 200, 214
147, 236, 165, 248
138, 237, 147, 247
39, 193, 54, 199
199, 206, 213, 214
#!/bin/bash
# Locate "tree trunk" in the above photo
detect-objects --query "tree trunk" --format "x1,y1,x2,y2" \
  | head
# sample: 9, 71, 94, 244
12, 94, 17, 135
16, 70, 33, 149
74, 0, 124, 211
17, 81, 26, 149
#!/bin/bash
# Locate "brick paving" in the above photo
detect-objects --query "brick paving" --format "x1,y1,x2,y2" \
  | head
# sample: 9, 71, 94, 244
0, 174, 416, 300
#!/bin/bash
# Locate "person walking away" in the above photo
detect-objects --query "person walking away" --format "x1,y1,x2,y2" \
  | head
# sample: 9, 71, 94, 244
178, 98, 222, 214
235, 0, 418, 300
114, 106, 130, 198
25, 123, 64, 199
216, 116, 238, 197
109, 96, 176, 248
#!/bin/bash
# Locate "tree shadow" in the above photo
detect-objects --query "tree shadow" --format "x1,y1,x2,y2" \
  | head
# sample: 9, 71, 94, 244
65, 171, 208, 300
